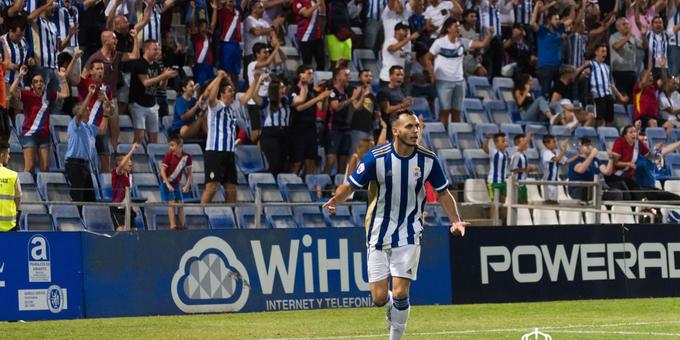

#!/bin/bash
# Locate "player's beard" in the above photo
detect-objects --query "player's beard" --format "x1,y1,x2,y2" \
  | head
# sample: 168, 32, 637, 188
398, 134, 418, 147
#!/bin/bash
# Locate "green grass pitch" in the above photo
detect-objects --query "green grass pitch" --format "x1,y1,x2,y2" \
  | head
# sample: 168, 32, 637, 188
4, 297, 680, 339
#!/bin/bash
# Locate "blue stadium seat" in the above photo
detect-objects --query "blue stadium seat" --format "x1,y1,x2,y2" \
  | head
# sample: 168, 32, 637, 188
322, 205, 355, 227
145, 207, 170, 230
117, 144, 152, 173
474, 123, 499, 147
574, 126, 598, 143
614, 104, 629, 128
486, 100, 512, 124
8, 129, 19, 145
424, 122, 453, 151
235, 145, 268, 174
50, 114, 71, 144
305, 174, 333, 200
412, 97, 433, 121
206, 206, 238, 229
37, 172, 71, 202
249, 173, 283, 202
437, 149, 468, 184
184, 207, 210, 230
525, 125, 548, 150
235, 206, 270, 228
293, 206, 328, 228
56, 143, 69, 170
492, 77, 514, 102
183, 144, 204, 173
117, 115, 135, 144
467, 76, 495, 101
525, 148, 542, 178
50, 205, 84, 231
99, 173, 112, 200
449, 123, 477, 150
132, 173, 161, 202
645, 127, 667, 148
500, 123, 524, 146
463, 149, 489, 179
21, 212, 54, 231
9, 143, 24, 173
670, 128, 680, 143
82, 205, 114, 232
351, 205, 367, 227
15, 114, 24, 134
666, 154, 680, 178
334, 174, 345, 187
598, 127, 619, 151
549, 125, 572, 144
19, 172, 40, 203
463, 98, 490, 124
145, 207, 207, 230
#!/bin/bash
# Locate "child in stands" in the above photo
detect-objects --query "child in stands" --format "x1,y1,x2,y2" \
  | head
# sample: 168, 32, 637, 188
111, 143, 139, 231
541, 134, 569, 204
160, 136, 193, 230
510, 133, 537, 204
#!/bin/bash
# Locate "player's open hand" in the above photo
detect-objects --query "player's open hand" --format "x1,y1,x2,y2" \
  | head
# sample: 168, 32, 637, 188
450, 221, 469, 237
322, 197, 337, 215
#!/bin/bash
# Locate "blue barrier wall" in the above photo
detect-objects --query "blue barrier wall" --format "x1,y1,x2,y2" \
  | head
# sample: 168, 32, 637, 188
0, 233, 84, 321
80, 227, 452, 318
451, 224, 680, 304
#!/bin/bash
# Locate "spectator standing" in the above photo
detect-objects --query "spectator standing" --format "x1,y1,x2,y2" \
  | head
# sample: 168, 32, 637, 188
326, 0, 353, 69
364, 0, 387, 52
188, 16, 215, 86
658, 75, 680, 124
2, 20, 29, 91
478, 0, 504, 77
424, 0, 456, 39
141, 0, 176, 45
246, 40, 286, 143
289, 65, 331, 175
588, 44, 629, 126
65, 83, 111, 204
510, 133, 537, 204
379, 23, 419, 86
252, 74, 291, 176
567, 137, 621, 202
668, 0, 680, 76
541, 134, 568, 203
200, 71, 257, 203
609, 17, 643, 100
350, 69, 379, 152
424, 18, 492, 126
129, 39, 178, 144
377, 65, 410, 138
483, 132, 509, 221
607, 125, 651, 201
324, 66, 364, 175
0, 143, 20, 232
27, 0, 61, 100
79, 0, 107, 62
503, 24, 532, 76
9, 65, 69, 175
160, 136, 193, 230
214, 0, 245, 86
292, 0, 325, 69
641, 16, 670, 79
461, 10, 488, 77
530, 1, 567, 96
632, 57, 674, 131
53, 0, 81, 71
244, 1, 283, 78
111, 142, 139, 231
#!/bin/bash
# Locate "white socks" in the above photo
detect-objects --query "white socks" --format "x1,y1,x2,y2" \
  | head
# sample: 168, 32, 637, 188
389, 295, 410, 340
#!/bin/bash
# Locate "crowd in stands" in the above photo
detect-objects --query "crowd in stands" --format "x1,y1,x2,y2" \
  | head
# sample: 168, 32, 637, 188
1, 0, 680, 230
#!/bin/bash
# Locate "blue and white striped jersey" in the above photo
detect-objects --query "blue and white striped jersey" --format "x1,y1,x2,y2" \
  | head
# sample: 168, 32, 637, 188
366, 0, 387, 20
348, 143, 449, 250
206, 100, 238, 152
510, 151, 528, 181
542, 148, 564, 181
479, 0, 502, 38
142, 2, 163, 44
260, 97, 290, 128
29, 17, 59, 69
669, 7, 680, 46
646, 31, 669, 68
54, 4, 80, 48
487, 143, 509, 184
514, 0, 532, 25
568, 32, 587, 67
590, 59, 612, 99
24, 0, 38, 13
1, 33, 28, 84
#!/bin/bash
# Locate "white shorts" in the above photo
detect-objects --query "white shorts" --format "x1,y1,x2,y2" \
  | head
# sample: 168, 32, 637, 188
367, 244, 421, 283
543, 185, 558, 201
129, 103, 160, 133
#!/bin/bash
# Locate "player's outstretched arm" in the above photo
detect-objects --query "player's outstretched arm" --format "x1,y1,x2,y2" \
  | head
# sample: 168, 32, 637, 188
437, 189, 469, 237
322, 183, 355, 215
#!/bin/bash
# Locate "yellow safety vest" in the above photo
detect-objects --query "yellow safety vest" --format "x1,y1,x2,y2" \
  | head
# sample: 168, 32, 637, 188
0, 166, 17, 231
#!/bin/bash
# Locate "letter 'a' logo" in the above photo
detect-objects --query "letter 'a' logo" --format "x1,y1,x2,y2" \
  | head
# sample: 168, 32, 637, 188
171, 237, 251, 313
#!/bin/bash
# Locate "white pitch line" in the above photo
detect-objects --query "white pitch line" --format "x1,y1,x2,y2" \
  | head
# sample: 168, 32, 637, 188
261, 320, 680, 340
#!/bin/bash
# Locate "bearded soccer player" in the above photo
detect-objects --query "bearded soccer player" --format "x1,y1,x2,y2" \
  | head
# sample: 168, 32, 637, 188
323, 110, 468, 340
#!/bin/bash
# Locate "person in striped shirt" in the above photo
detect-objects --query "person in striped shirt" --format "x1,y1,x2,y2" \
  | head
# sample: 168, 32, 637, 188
483, 132, 509, 222
160, 136, 193, 230
140, 0, 176, 46
323, 110, 468, 340
668, 0, 680, 76
9, 65, 69, 175
200, 70, 259, 204
588, 43, 629, 126
478, 0, 504, 77
251, 75, 290, 176
641, 15, 670, 79
1, 20, 29, 117
510, 133, 537, 203
363, 0, 386, 52
27, 0, 61, 95
541, 134, 569, 204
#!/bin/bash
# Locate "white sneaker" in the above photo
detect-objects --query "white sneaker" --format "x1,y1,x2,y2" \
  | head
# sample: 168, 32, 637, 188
385, 291, 393, 330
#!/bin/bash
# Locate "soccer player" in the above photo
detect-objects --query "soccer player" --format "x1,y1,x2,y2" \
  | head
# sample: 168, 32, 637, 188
323, 110, 468, 340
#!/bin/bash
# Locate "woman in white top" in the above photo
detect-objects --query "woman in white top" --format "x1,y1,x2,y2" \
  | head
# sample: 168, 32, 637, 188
423, 18, 492, 127
659, 78, 680, 126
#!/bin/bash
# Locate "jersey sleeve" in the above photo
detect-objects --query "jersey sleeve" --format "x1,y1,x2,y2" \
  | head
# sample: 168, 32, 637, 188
611, 137, 625, 156
427, 157, 449, 192
161, 152, 171, 168
348, 152, 377, 189
510, 153, 521, 171
639, 140, 650, 156
186, 154, 193, 168
428, 38, 440, 56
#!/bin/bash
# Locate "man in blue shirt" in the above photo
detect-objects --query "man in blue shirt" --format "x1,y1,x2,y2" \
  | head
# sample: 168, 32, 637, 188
568, 137, 622, 202
65, 84, 111, 204
634, 132, 680, 201
529, 1, 570, 96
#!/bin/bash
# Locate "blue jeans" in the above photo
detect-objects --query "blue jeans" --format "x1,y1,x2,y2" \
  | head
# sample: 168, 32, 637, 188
520, 96, 550, 122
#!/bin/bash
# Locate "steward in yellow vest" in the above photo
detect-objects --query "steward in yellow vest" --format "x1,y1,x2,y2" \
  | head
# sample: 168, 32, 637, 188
0, 143, 21, 231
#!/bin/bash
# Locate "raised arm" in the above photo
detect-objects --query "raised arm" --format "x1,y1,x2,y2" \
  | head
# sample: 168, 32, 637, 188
106, 0, 123, 30
122, 29, 141, 62
116, 143, 139, 174
207, 70, 227, 107
9, 65, 27, 98
529, 1, 543, 32
240, 72, 263, 106
8, 0, 25, 17
134, 0, 155, 33
470, 27, 494, 49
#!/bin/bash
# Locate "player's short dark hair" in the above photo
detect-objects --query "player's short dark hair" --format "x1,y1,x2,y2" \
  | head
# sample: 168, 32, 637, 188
543, 134, 556, 145
0, 142, 9, 155
389, 110, 417, 124
252, 42, 269, 56
580, 137, 592, 146
89, 58, 105, 69
359, 69, 372, 77
389, 65, 404, 75
493, 133, 506, 144
297, 65, 313, 75
463, 9, 477, 18
513, 134, 525, 145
